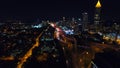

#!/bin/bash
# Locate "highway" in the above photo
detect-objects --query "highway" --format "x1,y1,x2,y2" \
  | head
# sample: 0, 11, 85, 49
61, 35, 120, 68
0, 24, 120, 68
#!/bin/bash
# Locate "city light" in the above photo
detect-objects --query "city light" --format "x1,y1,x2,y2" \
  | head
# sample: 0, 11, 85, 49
95, 0, 101, 8
0, 0, 120, 68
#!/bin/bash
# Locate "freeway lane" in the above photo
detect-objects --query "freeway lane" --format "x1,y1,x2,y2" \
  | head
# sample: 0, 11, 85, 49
79, 41, 120, 68
94, 50, 120, 68
68, 40, 120, 68
1, 24, 120, 68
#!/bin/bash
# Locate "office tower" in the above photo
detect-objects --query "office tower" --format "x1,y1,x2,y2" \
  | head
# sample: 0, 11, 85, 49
82, 12, 88, 31
94, 0, 101, 32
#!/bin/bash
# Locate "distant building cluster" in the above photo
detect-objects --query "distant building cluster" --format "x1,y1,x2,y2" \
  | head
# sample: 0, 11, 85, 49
0, 0, 120, 44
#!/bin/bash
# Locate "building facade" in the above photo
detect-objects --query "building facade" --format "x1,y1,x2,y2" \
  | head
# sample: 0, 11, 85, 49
94, 0, 102, 32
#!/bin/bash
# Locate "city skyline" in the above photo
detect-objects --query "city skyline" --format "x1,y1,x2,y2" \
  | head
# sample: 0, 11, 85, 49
0, 0, 120, 21
1, 1, 120, 68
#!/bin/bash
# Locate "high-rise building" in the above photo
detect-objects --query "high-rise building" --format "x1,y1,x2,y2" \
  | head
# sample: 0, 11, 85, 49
82, 12, 89, 31
72, 17, 75, 22
63, 17, 66, 22
94, 0, 101, 32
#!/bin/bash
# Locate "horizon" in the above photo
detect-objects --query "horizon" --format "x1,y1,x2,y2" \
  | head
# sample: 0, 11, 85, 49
0, 0, 120, 21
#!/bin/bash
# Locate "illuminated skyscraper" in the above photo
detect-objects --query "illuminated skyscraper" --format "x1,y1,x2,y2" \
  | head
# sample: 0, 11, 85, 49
94, 0, 101, 32
82, 12, 88, 31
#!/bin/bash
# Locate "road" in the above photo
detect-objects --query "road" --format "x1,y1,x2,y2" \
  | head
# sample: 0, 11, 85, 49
73, 41, 120, 68
62, 38, 120, 68
17, 26, 49, 68
1, 25, 120, 68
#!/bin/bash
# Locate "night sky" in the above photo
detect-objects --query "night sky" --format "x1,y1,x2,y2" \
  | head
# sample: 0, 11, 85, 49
0, 0, 120, 21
